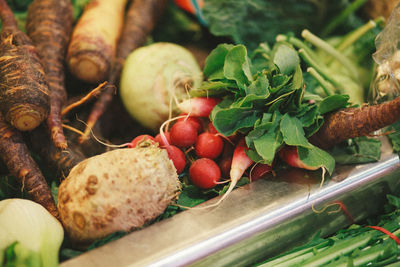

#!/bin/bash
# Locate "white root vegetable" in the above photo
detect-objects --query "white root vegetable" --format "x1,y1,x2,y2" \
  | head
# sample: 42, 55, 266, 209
57, 144, 181, 245
120, 42, 203, 131
0, 198, 64, 267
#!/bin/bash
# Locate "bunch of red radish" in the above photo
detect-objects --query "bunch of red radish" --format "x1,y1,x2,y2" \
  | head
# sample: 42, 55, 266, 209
128, 97, 273, 191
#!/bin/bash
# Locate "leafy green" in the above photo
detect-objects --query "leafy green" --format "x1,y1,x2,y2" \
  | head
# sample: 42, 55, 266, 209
330, 137, 382, 165
202, 0, 363, 50
256, 194, 400, 266
387, 120, 400, 156
194, 42, 350, 174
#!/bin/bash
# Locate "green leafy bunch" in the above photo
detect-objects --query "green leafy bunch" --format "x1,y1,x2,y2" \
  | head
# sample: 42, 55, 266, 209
191, 42, 351, 174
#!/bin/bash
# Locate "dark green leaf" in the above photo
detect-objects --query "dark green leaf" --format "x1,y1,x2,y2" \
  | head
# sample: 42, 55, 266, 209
251, 112, 284, 164
177, 185, 210, 207
212, 106, 260, 136
203, 43, 234, 80
319, 95, 350, 114
280, 114, 312, 148
273, 43, 300, 75
330, 137, 381, 165
298, 145, 335, 175
224, 45, 253, 88
270, 74, 291, 92
192, 80, 237, 97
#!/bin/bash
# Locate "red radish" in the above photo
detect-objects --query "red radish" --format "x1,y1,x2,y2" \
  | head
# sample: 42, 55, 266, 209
208, 122, 218, 134
166, 145, 186, 174
250, 164, 272, 181
189, 158, 221, 189
195, 132, 224, 159
177, 114, 203, 133
170, 121, 198, 148
155, 132, 171, 147
178, 97, 221, 118
278, 145, 318, 170
207, 138, 254, 207
219, 156, 232, 178
128, 134, 156, 148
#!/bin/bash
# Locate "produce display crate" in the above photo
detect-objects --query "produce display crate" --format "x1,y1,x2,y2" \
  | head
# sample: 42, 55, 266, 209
60, 139, 400, 267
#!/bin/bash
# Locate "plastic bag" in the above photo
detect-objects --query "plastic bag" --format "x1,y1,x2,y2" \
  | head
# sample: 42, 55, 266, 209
371, 3, 400, 103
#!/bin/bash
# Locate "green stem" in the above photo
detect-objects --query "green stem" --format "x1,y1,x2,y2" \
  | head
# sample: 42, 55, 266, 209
321, 0, 369, 37
276, 34, 322, 69
298, 48, 344, 91
337, 17, 385, 52
307, 67, 335, 96
302, 29, 359, 80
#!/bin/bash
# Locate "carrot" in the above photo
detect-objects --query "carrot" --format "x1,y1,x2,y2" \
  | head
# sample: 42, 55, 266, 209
29, 126, 86, 178
0, 0, 50, 131
80, 0, 168, 143
0, 113, 58, 218
66, 0, 128, 83
310, 96, 400, 149
26, 0, 74, 149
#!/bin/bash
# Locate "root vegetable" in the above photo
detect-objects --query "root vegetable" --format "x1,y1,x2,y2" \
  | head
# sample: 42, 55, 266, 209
81, 0, 168, 141
66, 0, 128, 83
26, 0, 74, 149
195, 132, 224, 159
120, 42, 203, 131
0, 114, 58, 218
309, 95, 400, 149
165, 145, 186, 174
0, 199, 64, 267
177, 114, 203, 133
278, 145, 319, 171
128, 134, 156, 148
250, 163, 273, 181
0, 0, 50, 131
57, 145, 181, 244
170, 120, 198, 148
189, 158, 221, 189
155, 131, 171, 148
178, 97, 221, 118
29, 126, 86, 178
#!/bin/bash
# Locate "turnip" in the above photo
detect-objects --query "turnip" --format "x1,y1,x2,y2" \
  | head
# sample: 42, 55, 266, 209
57, 145, 181, 245
120, 42, 203, 131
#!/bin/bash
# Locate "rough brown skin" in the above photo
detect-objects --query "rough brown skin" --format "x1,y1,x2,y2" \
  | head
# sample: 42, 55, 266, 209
58, 145, 181, 245
0, 0, 50, 131
30, 126, 86, 178
310, 96, 400, 149
25, 0, 74, 149
80, 0, 168, 143
0, 113, 59, 218
363, 0, 399, 19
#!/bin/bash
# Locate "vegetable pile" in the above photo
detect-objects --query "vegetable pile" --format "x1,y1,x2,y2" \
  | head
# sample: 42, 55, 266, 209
1, 0, 400, 266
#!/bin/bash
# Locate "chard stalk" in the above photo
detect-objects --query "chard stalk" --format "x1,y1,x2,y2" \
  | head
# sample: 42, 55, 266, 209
298, 48, 344, 91
301, 233, 372, 266
337, 17, 384, 52
302, 29, 359, 80
307, 67, 335, 96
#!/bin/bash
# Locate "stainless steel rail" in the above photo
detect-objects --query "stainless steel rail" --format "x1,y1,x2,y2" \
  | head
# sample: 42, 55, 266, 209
61, 152, 400, 267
